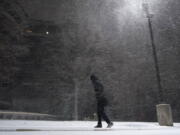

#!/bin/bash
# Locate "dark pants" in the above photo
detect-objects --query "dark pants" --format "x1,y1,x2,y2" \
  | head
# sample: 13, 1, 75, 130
97, 103, 111, 125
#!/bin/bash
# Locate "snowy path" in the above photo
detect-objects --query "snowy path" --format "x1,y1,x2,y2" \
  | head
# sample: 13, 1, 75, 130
0, 120, 180, 135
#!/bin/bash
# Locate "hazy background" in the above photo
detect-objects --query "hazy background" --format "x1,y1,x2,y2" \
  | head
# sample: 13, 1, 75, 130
0, 0, 180, 121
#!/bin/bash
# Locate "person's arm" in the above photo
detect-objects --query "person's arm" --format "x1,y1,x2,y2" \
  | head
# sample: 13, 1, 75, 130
95, 82, 104, 98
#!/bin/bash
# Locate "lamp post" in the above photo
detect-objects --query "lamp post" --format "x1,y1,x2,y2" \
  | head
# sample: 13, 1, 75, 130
142, 0, 173, 126
142, 1, 163, 103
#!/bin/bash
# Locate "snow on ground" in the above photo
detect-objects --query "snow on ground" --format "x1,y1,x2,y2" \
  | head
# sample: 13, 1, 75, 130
0, 120, 180, 135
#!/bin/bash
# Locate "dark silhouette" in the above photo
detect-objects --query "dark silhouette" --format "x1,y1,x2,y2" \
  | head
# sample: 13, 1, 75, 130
90, 74, 113, 128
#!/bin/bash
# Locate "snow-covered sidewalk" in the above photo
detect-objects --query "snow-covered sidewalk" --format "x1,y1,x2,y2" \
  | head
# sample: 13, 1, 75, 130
0, 120, 180, 135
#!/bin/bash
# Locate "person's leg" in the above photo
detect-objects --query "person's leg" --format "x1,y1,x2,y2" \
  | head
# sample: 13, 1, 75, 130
101, 106, 113, 128
101, 106, 111, 124
95, 104, 102, 128
97, 107, 102, 126
95, 104, 113, 128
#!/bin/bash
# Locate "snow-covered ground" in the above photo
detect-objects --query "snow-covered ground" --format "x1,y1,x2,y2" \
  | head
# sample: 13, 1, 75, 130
0, 120, 180, 135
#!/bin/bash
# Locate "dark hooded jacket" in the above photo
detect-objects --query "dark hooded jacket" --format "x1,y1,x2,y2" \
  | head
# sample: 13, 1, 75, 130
91, 79, 108, 106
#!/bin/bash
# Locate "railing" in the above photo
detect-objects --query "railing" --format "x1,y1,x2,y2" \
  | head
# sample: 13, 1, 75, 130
0, 111, 58, 120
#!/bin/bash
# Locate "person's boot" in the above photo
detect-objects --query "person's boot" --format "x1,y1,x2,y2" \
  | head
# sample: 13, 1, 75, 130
94, 124, 102, 128
107, 122, 113, 128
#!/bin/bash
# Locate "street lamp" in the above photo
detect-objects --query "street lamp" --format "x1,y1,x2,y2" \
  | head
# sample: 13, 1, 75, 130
142, 1, 163, 103
142, 0, 173, 126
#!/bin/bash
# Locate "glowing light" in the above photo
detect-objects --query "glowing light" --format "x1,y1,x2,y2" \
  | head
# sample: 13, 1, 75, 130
115, 0, 143, 20
26, 29, 32, 33
125, 0, 143, 16
46, 31, 49, 35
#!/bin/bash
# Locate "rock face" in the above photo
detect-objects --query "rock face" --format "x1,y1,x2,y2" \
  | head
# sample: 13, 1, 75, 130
156, 104, 173, 126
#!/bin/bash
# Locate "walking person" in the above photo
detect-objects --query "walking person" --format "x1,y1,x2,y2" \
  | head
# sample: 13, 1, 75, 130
90, 74, 113, 128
